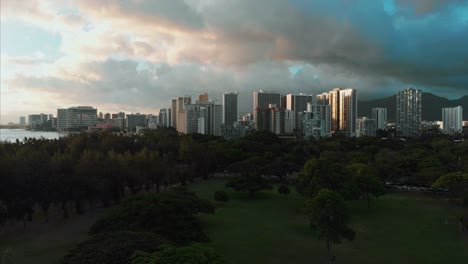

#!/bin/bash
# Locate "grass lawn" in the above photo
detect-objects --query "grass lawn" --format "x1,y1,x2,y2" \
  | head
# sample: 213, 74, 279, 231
0, 208, 105, 264
189, 178, 468, 264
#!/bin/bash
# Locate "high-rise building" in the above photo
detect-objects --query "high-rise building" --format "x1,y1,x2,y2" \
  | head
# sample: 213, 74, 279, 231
197, 92, 209, 102
179, 102, 222, 135
19, 116, 26, 125
357, 117, 377, 137
99, 112, 103, 119
396, 88, 422, 137
286, 93, 313, 130
126, 113, 147, 132
56, 106, 97, 131
118, 112, 125, 119
171, 99, 177, 128
372, 108, 387, 131
175, 96, 192, 131
253, 90, 281, 130
223, 92, 238, 127
301, 103, 331, 139
338, 88, 357, 136
57, 109, 68, 130
104, 113, 111, 120
442, 106, 463, 135
316, 92, 329, 105
28, 113, 48, 126
325, 88, 357, 136
158, 108, 171, 127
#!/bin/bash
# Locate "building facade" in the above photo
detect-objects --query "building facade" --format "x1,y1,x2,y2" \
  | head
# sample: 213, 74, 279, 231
442, 106, 463, 134
285, 93, 313, 130
56, 106, 97, 131
396, 88, 422, 137
357, 117, 377, 137
223, 92, 238, 127
158, 108, 171, 127
126, 113, 147, 132
372, 108, 387, 131
253, 90, 281, 130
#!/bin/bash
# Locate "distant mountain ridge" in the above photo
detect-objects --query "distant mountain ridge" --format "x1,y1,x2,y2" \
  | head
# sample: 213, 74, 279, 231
358, 93, 468, 122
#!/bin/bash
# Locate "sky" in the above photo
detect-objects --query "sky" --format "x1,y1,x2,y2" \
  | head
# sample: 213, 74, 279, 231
1, 0, 468, 124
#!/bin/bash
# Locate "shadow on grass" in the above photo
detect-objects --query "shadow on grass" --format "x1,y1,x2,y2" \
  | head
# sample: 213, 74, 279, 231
228, 191, 277, 200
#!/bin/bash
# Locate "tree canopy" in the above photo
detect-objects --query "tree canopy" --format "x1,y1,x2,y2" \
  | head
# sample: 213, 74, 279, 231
226, 174, 273, 196
131, 243, 225, 264
90, 188, 214, 244
305, 189, 355, 262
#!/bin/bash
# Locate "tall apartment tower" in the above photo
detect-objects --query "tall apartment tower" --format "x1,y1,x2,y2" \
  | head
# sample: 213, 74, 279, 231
158, 108, 171, 127
396, 88, 422, 137
372, 108, 388, 131
285, 93, 313, 130
171, 99, 177, 128
253, 90, 281, 130
174, 96, 192, 132
442, 106, 463, 134
327, 88, 357, 136
223, 92, 238, 127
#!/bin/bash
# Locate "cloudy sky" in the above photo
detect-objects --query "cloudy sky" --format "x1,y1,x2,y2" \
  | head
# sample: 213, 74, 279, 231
1, 0, 467, 123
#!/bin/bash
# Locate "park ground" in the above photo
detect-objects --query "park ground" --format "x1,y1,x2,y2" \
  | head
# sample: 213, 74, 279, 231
1, 177, 467, 264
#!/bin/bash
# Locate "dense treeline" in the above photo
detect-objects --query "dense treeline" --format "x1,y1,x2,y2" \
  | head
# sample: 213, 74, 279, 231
1, 128, 468, 226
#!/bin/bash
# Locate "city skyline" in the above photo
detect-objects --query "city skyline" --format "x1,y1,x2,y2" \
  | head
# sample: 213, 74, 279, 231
2, 1, 468, 124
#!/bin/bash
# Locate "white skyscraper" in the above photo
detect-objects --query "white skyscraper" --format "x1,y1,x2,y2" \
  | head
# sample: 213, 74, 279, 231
442, 106, 463, 135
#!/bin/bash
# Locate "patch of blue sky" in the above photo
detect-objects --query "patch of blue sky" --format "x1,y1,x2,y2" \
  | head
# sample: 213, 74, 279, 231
0, 19, 62, 60
288, 65, 304, 77
382, 0, 397, 16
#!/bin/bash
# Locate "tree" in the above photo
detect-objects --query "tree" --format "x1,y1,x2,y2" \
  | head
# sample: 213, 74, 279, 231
90, 188, 215, 244
226, 174, 273, 197
131, 243, 224, 264
296, 158, 349, 198
347, 163, 384, 208
62, 232, 166, 264
433, 172, 468, 202
305, 189, 355, 262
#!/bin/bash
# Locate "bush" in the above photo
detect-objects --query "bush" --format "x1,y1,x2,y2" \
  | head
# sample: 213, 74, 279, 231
278, 185, 290, 195
214, 191, 229, 202
62, 232, 166, 264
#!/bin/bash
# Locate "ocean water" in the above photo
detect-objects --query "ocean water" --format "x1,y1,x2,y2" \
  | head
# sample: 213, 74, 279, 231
0, 129, 64, 142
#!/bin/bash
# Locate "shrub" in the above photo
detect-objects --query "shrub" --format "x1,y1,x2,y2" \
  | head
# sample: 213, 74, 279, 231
278, 185, 290, 195
214, 191, 229, 202
62, 232, 166, 264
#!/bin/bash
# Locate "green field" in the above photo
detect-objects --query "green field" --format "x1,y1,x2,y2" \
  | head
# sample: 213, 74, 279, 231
1, 178, 467, 264
0, 209, 105, 264
189, 178, 468, 264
